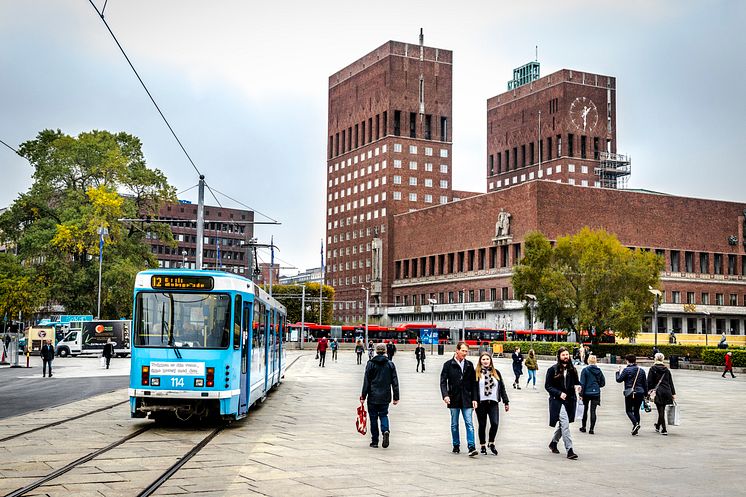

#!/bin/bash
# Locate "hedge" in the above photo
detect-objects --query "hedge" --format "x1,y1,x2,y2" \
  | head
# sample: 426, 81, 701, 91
493, 341, 744, 365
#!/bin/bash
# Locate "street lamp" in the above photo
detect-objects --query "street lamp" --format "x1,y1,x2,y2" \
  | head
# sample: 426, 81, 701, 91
361, 287, 369, 348
428, 298, 437, 355
648, 286, 662, 351
461, 288, 466, 343
702, 309, 710, 347
525, 294, 537, 342
96, 226, 109, 319
181, 250, 188, 268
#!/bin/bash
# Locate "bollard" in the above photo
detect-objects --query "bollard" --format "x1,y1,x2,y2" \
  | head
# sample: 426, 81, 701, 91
26, 348, 30, 368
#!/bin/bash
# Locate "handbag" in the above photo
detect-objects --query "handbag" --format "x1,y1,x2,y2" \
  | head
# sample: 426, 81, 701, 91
642, 398, 652, 413
356, 399, 368, 435
623, 367, 640, 397
666, 402, 680, 426
648, 373, 665, 402
575, 400, 585, 420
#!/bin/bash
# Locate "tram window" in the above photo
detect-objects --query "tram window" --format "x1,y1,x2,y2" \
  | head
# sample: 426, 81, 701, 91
233, 295, 242, 349
134, 292, 231, 349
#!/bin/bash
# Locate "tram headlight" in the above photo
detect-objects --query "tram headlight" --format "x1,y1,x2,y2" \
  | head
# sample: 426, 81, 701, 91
194, 378, 205, 387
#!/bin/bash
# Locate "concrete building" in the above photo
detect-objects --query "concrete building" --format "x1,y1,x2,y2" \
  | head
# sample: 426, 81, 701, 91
280, 267, 322, 285
145, 201, 253, 274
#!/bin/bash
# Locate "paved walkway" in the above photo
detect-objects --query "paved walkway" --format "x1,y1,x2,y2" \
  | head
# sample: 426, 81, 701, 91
1, 350, 744, 496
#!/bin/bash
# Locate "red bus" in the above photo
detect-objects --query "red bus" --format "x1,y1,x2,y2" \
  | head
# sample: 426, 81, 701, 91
511, 329, 569, 342
463, 328, 508, 346
579, 329, 616, 344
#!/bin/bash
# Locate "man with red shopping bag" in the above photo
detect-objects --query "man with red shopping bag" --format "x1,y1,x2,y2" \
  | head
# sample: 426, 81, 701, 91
360, 343, 400, 448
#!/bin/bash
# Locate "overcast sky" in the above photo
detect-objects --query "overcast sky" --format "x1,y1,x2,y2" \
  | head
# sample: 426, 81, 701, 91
1, 0, 744, 273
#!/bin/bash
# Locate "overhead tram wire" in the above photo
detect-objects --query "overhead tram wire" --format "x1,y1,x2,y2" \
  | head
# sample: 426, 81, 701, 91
176, 184, 199, 196
208, 185, 279, 224
0, 138, 20, 155
87, 0, 202, 179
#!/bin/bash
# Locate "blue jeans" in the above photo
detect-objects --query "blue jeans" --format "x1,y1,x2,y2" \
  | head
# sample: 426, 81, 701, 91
527, 369, 536, 385
368, 402, 390, 444
449, 407, 475, 448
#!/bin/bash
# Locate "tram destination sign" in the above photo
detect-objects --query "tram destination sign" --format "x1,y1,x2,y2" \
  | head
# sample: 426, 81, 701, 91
150, 275, 214, 291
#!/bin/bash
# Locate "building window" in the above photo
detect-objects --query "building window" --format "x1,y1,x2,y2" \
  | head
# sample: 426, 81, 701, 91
440, 116, 448, 141
409, 161, 418, 170
409, 177, 417, 186
409, 193, 417, 201
425, 162, 433, 172
440, 195, 448, 204
699, 253, 709, 273
393, 175, 402, 184
394, 143, 402, 153
714, 253, 723, 275
409, 112, 417, 138
424, 194, 433, 203
670, 251, 680, 272
440, 180, 448, 188
685, 251, 694, 272
730, 294, 738, 306
716, 293, 724, 305
728, 254, 737, 275
394, 110, 401, 136
671, 291, 681, 304
440, 164, 448, 173
687, 292, 695, 304
425, 178, 433, 187
701, 292, 710, 305
393, 191, 401, 200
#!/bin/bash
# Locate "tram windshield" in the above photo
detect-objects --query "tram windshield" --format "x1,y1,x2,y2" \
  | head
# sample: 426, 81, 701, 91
134, 292, 231, 349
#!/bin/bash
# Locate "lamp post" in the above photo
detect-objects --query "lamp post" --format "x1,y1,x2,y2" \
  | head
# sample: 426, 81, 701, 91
96, 226, 109, 319
428, 298, 436, 355
461, 288, 466, 343
702, 309, 710, 347
525, 294, 537, 342
648, 287, 662, 351
300, 284, 306, 350
361, 286, 369, 348
181, 250, 188, 268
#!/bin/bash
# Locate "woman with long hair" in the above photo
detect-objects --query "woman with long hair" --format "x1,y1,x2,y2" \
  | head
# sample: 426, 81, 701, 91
474, 352, 510, 455
545, 346, 581, 460
525, 348, 539, 389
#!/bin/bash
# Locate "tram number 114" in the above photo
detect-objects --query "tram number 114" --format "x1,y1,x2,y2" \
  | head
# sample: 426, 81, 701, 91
170, 377, 185, 387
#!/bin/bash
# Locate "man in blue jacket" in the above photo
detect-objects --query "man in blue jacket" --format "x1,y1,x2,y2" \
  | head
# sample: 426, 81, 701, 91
361, 343, 400, 448
616, 354, 648, 435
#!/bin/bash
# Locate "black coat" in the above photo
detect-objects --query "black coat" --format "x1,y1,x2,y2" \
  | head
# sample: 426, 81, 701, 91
646, 363, 676, 406
440, 357, 479, 408
386, 342, 396, 357
362, 354, 400, 404
615, 364, 648, 395
545, 363, 580, 426
511, 351, 524, 376
40, 344, 55, 361
103, 343, 115, 359
415, 346, 426, 360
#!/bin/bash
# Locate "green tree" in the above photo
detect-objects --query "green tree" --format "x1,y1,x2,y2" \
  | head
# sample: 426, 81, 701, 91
513, 228, 663, 341
268, 283, 335, 324
0, 253, 46, 323
0, 129, 176, 319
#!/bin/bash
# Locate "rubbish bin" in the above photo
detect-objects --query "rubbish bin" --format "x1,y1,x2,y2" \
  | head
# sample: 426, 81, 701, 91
437, 344, 445, 355
609, 355, 616, 364
670, 355, 679, 369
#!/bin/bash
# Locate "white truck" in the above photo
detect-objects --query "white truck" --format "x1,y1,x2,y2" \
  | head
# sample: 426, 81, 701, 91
56, 320, 131, 357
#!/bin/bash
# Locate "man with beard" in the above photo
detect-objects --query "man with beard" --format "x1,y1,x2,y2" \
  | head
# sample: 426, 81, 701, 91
545, 347, 581, 460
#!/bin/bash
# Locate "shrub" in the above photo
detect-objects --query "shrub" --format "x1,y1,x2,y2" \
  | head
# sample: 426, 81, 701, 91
702, 348, 746, 367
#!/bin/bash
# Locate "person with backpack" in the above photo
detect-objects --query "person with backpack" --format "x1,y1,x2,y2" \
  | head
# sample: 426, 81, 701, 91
330, 338, 339, 362
361, 343, 400, 448
579, 355, 606, 434
615, 354, 648, 436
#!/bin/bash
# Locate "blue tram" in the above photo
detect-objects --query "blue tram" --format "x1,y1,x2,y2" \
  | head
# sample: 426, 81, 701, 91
128, 270, 286, 421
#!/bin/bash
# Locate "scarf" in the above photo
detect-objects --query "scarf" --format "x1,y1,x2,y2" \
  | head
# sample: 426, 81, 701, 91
481, 367, 496, 397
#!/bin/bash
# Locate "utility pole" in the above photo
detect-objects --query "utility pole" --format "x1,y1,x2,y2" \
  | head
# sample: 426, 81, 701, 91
461, 288, 466, 343
362, 286, 369, 349
196, 175, 205, 270
96, 226, 108, 319
300, 285, 306, 350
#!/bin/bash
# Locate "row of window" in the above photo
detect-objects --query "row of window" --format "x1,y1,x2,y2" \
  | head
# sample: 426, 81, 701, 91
162, 207, 250, 222
488, 134, 612, 175
392, 160, 449, 172
395, 288, 511, 306
664, 251, 744, 276
155, 260, 245, 272
396, 244, 522, 279
646, 317, 743, 335
488, 163, 590, 189
330, 274, 372, 286
667, 290, 746, 307
328, 111, 450, 159
329, 182, 387, 210
148, 220, 247, 234
327, 224, 386, 253
391, 311, 488, 323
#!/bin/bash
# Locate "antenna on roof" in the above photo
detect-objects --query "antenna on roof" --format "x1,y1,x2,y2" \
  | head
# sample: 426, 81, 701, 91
535, 45, 538, 62
419, 28, 424, 47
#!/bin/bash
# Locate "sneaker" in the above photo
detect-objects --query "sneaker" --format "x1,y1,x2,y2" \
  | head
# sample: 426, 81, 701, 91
533, 385, 537, 390
480, 446, 487, 455
660, 431, 668, 436
632, 423, 640, 436
489, 444, 498, 455
512, 383, 517, 389
516, 385, 521, 390
468, 446, 478, 457
549, 441, 560, 454
579, 427, 586, 433
654, 423, 660, 433
369, 442, 378, 448
567, 449, 579, 460
588, 429, 594, 435
382, 431, 390, 448
452, 445, 460, 454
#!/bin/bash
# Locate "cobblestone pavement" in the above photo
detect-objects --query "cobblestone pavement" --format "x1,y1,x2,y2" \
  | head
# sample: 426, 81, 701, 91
1, 350, 744, 496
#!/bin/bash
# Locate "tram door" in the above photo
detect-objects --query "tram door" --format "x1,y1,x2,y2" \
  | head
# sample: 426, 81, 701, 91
264, 308, 271, 392
239, 301, 251, 414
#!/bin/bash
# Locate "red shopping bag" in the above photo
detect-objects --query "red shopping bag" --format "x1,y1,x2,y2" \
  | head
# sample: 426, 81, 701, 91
356, 399, 367, 435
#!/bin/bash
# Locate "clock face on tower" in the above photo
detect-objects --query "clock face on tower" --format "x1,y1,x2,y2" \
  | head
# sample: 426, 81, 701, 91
569, 97, 599, 133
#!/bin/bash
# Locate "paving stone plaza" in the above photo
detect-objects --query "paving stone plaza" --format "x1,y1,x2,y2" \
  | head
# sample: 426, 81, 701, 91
1, 350, 744, 496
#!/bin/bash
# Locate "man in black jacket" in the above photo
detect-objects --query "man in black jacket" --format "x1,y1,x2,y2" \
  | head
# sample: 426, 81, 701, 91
40, 339, 55, 377
386, 341, 396, 360
545, 347, 581, 459
415, 342, 426, 372
440, 342, 479, 456
361, 343, 400, 448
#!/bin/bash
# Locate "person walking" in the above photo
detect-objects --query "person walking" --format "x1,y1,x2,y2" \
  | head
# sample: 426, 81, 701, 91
40, 339, 55, 378
361, 343, 400, 448
545, 347, 581, 460
646, 352, 676, 435
355, 339, 365, 365
330, 338, 339, 362
579, 354, 606, 434
511, 347, 524, 389
386, 340, 397, 361
102, 339, 115, 369
368, 340, 374, 360
317, 336, 329, 367
525, 348, 539, 389
615, 354, 648, 435
415, 342, 426, 372
722, 351, 736, 378
475, 352, 509, 455
440, 342, 479, 457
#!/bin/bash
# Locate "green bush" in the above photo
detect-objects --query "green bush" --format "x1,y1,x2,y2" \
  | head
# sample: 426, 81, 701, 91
496, 341, 569, 356
702, 348, 746, 367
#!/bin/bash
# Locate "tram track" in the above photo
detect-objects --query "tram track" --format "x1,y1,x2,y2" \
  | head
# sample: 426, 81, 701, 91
0, 399, 129, 443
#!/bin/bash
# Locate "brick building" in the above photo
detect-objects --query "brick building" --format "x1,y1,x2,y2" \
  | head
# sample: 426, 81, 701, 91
146, 201, 253, 273
326, 34, 473, 323
381, 180, 746, 336
487, 64, 630, 192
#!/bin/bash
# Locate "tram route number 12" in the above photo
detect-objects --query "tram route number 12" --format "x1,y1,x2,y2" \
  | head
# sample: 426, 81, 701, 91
170, 377, 185, 387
